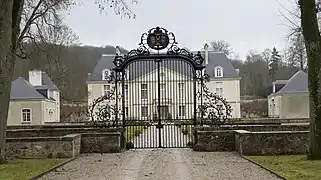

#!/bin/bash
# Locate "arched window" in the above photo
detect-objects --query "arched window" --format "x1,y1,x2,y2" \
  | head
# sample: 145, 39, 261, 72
214, 66, 223, 77
102, 69, 110, 80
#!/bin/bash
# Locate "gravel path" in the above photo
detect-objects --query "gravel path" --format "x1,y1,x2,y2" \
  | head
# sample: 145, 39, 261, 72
132, 125, 191, 148
39, 149, 281, 180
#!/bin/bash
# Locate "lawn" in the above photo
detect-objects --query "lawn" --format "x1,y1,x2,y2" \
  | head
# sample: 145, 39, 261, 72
126, 126, 146, 141
0, 158, 67, 180
247, 155, 321, 180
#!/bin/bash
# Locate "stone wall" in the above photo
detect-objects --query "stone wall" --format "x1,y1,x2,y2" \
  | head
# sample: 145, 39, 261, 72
6, 127, 123, 138
195, 124, 309, 132
81, 133, 121, 153
235, 131, 309, 156
5, 134, 81, 159
194, 129, 310, 155
232, 118, 309, 123
194, 130, 235, 151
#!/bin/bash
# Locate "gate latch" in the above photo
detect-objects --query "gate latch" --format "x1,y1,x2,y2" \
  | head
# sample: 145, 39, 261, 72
156, 124, 164, 129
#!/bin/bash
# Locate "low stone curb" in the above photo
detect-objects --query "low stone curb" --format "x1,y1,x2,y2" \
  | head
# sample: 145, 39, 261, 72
241, 155, 287, 180
30, 157, 76, 180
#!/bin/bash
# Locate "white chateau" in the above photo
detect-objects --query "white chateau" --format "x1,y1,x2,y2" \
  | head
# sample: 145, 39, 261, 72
87, 46, 241, 120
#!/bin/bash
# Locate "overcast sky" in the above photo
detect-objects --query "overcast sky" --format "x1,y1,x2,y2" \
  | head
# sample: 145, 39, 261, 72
63, 0, 296, 60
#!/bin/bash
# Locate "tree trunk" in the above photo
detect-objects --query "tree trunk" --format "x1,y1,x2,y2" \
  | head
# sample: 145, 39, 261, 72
299, 0, 321, 160
0, 0, 24, 164
0, 0, 14, 164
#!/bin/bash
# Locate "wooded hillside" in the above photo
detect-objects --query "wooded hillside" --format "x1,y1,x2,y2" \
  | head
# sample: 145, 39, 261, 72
11, 43, 302, 103
13, 45, 121, 102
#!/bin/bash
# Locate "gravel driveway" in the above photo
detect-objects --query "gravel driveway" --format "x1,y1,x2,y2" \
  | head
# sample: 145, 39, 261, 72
39, 149, 281, 180
132, 125, 191, 148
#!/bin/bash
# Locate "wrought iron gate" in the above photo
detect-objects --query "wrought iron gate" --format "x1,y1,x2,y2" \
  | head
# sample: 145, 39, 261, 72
89, 27, 232, 149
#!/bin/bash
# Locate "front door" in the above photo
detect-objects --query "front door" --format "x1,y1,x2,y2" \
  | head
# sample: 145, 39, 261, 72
159, 106, 169, 120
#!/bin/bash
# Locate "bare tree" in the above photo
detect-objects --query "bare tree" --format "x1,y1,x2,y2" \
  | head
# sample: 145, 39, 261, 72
16, 0, 75, 58
286, 32, 307, 70
209, 40, 234, 58
261, 48, 272, 86
299, 0, 321, 160
0, 0, 136, 163
29, 23, 79, 91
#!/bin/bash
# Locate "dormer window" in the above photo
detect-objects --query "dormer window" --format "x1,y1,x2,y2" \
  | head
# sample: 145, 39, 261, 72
214, 66, 223, 77
102, 69, 111, 80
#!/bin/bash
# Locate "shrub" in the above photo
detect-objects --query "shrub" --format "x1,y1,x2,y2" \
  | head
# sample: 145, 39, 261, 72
241, 99, 268, 118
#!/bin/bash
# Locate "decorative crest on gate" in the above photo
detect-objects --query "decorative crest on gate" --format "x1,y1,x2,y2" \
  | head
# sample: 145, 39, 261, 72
113, 26, 204, 69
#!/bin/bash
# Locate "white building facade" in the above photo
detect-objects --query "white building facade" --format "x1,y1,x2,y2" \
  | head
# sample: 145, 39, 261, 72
87, 48, 241, 121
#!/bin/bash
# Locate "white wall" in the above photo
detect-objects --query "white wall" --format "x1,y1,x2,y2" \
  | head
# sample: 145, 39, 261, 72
268, 95, 281, 117
53, 91, 60, 122
42, 100, 58, 123
204, 78, 241, 118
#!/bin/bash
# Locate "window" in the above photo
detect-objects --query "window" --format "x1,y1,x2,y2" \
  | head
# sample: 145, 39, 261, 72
103, 85, 111, 96
141, 106, 148, 118
215, 66, 223, 77
178, 106, 185, 117
124, 85, 128, 100
215, 82, 223, 96
102, 69, 111, 80
21, 109, 31, 122
141, 84, 148, 99
216, 88, 223, 96
48, 108, 54, 115
178, 83, 184, 99
160, 83, 166, 98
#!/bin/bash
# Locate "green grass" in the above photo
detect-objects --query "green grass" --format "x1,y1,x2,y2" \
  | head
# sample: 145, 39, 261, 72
247, 155, 321, 180
180, 124, 193, 138
0, 158, 67, 180
126, 126, 145, 141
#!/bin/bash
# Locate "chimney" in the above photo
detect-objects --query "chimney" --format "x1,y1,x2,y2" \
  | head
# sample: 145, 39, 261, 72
204, 43, 209, 64
116, 46, 121, 55
29, 70, 42, 86
273, 85, 276, 93
235, 69, 239, 75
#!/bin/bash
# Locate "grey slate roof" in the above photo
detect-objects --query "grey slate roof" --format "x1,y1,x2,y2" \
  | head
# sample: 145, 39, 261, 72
205, 51, 238, 78
10, 77, 46, 100
88, 51, 238, 81
88, 54, 116, 81
277, 70, 308, 94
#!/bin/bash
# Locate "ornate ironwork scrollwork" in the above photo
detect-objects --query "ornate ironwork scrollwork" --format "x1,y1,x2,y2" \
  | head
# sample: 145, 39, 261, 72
113, 26, 205, 68
198, 83, 232, 126
88, 70, 124, 126
88, 86, 119, 126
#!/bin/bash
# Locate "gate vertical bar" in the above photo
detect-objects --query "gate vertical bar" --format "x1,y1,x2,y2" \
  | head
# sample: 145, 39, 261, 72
193, 69, 197, 146
157, 58, 162, 148
121, 69, 126, 148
